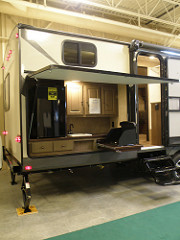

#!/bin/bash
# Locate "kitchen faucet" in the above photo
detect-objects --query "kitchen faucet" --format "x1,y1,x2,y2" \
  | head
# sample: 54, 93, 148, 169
68, 124, 74, 134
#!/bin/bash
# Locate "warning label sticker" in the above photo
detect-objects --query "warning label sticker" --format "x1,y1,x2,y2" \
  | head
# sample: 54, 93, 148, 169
48, 87, 58, 100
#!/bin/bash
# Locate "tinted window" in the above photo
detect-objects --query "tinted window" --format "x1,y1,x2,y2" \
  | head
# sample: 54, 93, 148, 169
81, 43, 96, 66
64, 42, 78, 64
63, 41, 96, 67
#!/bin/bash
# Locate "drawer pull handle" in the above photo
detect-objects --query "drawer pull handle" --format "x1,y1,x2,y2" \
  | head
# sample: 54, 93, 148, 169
41, 146, 45, 149
61, 145, 65, 147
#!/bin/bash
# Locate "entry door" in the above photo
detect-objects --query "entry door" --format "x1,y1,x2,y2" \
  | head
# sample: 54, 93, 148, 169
167, 58, 180, 145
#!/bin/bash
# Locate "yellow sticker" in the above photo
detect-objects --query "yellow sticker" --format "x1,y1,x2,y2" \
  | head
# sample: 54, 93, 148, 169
48, 87, 58, 100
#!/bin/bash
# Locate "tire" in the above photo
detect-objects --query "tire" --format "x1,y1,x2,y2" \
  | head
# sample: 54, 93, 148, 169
172, 153, 180, 180
172, 153, 180, 168
0, 136, 2, 170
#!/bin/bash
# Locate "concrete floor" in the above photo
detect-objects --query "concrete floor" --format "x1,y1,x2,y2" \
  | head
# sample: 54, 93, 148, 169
1, 161, 180, 240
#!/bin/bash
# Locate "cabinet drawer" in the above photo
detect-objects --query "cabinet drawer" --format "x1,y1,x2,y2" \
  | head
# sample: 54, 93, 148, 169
30, 141, 53, 154
74, 140, 94, 152
54, 140, 74, 152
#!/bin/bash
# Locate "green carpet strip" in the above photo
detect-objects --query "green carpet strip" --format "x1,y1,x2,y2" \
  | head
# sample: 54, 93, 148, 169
46, 201, 180, 240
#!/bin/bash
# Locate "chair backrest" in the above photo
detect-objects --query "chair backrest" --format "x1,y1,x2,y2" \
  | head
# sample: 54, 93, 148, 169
120, 121, 136, 129
105, 121, 137, 146
106, 128, 123, 144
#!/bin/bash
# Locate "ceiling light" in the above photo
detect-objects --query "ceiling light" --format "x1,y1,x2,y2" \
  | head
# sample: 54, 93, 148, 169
149, 56, 155, 60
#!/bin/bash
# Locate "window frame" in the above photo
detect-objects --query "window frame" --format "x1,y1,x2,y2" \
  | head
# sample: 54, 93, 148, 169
136, 51, 163, 78
62, 40, 97, 67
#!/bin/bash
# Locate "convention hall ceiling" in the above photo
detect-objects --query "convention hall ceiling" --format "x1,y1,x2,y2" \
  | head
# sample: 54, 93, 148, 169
1, 0, 180, 47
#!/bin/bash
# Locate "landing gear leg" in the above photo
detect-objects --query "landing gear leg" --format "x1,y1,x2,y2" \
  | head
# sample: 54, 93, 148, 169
11, 171, 17, 185
21, 174, 31, 213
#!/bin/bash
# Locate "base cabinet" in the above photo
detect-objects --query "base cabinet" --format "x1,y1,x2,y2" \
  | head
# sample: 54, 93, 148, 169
53, 140, 74, 152
30, 141, 53, 154
29, 137, 105, 157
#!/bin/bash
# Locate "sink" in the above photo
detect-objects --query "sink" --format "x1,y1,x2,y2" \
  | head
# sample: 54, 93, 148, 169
67, 133, 92, 137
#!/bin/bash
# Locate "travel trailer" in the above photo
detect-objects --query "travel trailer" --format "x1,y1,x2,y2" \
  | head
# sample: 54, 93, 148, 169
2, 24, 180, 212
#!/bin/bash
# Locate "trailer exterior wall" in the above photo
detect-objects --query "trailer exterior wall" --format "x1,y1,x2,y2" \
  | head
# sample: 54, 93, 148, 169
20, 28, 130, 75
167, 58, 180, 144
3, 26, 22, 163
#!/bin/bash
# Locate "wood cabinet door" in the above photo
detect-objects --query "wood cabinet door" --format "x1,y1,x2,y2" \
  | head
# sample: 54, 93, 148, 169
54, 140, 74, 152
67, 83, 83, 115
85, 84, 101, 115
30, 141, 53, 154
102, 85, 117, 115
151, 102, 161, 145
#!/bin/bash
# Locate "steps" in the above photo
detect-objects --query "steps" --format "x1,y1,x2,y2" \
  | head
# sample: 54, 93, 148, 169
144, 155, 180, 185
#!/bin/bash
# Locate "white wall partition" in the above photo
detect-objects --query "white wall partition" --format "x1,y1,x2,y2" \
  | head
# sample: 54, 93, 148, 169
167, 58, 180, 139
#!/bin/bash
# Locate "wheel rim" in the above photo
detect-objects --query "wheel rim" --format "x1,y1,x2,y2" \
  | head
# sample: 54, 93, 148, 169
175, 159, 180, 168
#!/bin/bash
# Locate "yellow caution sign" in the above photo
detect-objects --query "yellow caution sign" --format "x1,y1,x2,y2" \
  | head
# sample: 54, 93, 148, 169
48, 87, 58, 100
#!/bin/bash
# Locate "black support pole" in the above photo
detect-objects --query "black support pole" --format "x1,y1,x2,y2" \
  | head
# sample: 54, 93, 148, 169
21, 174, 32, 213
128, 47, 139, 144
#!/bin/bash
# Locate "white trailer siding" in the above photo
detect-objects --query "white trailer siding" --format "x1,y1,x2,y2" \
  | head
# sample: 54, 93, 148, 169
167, 58, 180, 138
3, 27, 21, 162
20, 28, 130, 76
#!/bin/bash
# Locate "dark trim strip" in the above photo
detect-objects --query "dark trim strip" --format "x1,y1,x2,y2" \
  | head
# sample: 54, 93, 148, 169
18, 23, 130, 47
131, 39, 180, 56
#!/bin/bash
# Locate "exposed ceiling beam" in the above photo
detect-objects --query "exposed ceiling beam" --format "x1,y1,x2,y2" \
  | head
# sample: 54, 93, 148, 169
61, 0, 180, 27
145, 3, 179, 25
3, 0, 180, 28
163, 0, 180, 6
1, 0, 180, 47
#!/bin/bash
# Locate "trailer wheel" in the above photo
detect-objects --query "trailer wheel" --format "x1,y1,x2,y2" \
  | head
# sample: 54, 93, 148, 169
172, 153, 180, 180
172, 153, 180, 168
0, 136, 2, 170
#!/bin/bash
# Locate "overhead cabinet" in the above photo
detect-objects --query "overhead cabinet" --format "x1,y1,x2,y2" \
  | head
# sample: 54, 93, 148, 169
66, 82, 117, 117
66, 83, 83, 116
102, 85, 117, 115
84, 84, 101, 115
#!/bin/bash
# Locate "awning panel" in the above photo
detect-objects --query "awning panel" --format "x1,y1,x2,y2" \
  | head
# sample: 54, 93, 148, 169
27, 65, 179, 84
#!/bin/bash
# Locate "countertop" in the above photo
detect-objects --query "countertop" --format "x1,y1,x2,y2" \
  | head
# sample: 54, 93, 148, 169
29, 134, 107, 142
